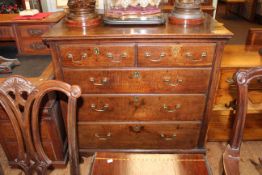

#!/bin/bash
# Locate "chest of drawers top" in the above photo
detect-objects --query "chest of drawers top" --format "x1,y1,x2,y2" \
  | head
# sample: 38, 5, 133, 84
43, 14, 232, 41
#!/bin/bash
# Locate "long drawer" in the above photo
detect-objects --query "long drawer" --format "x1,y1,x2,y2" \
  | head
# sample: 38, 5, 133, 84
78, 122, 201, 149
63, 68, 211, 93
78, 94, 206, 121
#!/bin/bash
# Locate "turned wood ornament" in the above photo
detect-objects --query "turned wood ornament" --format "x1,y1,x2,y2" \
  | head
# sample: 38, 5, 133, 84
66, 0, 101, 27
169, 0, 204, 25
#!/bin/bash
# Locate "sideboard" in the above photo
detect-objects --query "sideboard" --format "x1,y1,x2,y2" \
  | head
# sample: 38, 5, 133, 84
43, 14, 232, 154
0, 12, 64, 55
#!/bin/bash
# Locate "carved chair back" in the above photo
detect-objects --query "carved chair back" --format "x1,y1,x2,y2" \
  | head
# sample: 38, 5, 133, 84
223, 66, 262, 175
0, 75, 81, 175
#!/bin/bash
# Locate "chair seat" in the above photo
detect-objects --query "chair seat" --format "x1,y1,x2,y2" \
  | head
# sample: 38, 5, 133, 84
90, 152, 211, 175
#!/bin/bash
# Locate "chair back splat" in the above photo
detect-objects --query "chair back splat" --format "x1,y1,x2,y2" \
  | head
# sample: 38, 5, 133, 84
223, 67, 262, 175
0, 75, 81, 175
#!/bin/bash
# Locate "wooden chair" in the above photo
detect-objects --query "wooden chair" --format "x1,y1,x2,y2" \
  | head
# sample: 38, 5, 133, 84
223, 66, 262, 175
0, 75, 81, 175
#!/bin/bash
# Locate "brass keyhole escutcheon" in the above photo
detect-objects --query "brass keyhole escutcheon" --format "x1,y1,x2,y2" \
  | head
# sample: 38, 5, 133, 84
133, 71, 141, 78
131, 125, 144, 133
94, 47, 100, 55
172, 46, 181, 57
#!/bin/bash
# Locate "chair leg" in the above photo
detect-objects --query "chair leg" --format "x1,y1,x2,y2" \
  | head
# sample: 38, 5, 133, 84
0, 163, 4, 175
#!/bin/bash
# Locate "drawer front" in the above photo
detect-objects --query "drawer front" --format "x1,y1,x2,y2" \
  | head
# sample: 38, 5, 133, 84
78, 94, 206, 121
17, 25, 49, 38
63, 68, 211, 93
219, 69, 262, 90
20, 39, 49, 55
138, 43, 215, 67
0, 26, 14, 40
59, 44, 135, 67
78, 123, 200, 149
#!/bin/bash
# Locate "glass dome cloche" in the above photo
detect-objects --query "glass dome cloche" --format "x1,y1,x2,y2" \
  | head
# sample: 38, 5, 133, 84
104, 0, 166, 25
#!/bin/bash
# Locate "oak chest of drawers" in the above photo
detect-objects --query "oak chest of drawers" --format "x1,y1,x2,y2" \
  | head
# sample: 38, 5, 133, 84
43, 14, 232, 154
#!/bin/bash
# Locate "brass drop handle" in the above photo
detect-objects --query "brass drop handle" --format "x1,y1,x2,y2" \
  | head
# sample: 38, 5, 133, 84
226, 78, 235, 85
163, 77, 183, 87
30, 42, 46, 50
162, 104, 181, 113
160, 133, 176, 141
95, 132, 111, 140
225, 99, 237, 110
144, 52, 166, 62
106, 52, 127, 63
27, 29, 44, 36
89, 77, 109, 86
91, 103, 109, 112
67, 53, 87, 64
185, 51, 207, 62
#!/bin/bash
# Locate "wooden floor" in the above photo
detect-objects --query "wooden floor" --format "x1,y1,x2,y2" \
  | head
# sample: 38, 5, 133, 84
1, 142, 262, 175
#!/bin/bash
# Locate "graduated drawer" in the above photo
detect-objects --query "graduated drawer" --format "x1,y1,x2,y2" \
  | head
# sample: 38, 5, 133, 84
137, 43, 215, 67
63, 68, 211, 93
16, 25, 50, 38
78, 123, 200, 149
78, 94, 206, 121
20, 39, 49, 55
59, 44, 135, 67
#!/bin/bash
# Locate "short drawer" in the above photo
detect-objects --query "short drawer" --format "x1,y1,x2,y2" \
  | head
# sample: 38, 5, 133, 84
78, 94, 206, 121
17, 25, 50, 38
59, 44, 135, 67
78, 123, 200, 149
63, 68, 211, 93
20, 39, 49, 55
138, 43, 215, 67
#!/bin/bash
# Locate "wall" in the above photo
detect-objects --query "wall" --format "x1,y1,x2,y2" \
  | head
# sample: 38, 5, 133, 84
41, 0, 63, 12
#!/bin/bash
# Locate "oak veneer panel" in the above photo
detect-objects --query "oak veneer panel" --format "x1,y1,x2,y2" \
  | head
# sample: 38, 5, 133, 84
78, 94, 206, 121
91, 153, 210, 175
63, 68, 211, 94
78, 123, 200, 149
